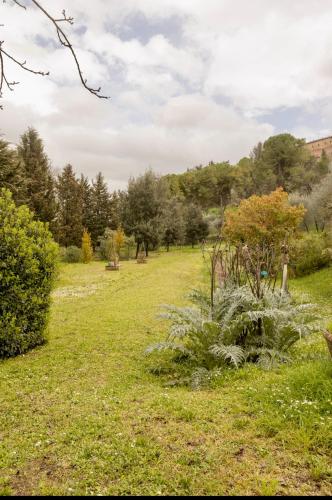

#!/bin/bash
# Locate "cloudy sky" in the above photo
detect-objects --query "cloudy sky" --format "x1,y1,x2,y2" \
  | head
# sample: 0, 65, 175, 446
1, 0, 332, 189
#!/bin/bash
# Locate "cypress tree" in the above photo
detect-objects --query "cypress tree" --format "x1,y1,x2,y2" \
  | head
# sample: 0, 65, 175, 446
17, 127, 56, 226
90, 172, 112, 246
56, 164, 83, 247
80, 174, 94, 235
0, 138, 26, 205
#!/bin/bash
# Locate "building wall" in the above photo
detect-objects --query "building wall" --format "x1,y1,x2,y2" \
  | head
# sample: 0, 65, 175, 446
305, 136, 332, 158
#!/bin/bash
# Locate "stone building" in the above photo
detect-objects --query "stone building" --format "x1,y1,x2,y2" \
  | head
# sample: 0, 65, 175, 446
305, 136, 332, 159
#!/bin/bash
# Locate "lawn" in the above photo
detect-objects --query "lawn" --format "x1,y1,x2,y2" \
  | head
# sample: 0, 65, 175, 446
0, 250, 331, 496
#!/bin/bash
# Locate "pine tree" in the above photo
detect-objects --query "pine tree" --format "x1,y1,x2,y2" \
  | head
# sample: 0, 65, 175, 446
109, 190, 122, 229
81, 229, 93, 263
90, 172, 112, 246
56, 164, 83, 247
80, 175, 94, 235
17, 127, 56, 225
0, 138, 26, 204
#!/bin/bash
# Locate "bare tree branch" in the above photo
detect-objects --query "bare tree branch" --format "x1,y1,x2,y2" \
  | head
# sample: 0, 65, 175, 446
11, 0, 26, 9
0, 0, 109, 108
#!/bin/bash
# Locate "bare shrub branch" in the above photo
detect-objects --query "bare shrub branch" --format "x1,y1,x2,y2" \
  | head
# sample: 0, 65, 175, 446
0, 0, 109, 108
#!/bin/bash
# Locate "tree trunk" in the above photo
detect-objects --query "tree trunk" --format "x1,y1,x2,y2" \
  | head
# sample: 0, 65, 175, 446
135, 242, 140, 259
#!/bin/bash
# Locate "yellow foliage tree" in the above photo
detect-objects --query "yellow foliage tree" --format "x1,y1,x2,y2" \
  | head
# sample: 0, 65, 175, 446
223, 188, 306, 248
114, 226, 125, 254
81, 228, 93, 264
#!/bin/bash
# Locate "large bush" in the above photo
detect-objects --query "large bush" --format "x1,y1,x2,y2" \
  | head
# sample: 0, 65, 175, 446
0, 190, 58, 358
290, 232, 332, 276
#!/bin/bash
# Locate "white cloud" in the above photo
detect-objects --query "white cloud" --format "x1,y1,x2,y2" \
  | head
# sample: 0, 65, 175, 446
1, 0, 332, 188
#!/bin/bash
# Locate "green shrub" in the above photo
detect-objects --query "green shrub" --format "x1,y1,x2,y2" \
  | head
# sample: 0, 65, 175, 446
62, 246, 82, 263
147, 285, 317, 374
291, 232, 332, 277
0, 189, 58, 358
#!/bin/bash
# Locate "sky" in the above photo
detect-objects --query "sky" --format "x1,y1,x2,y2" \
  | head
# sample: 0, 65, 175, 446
1, 0, 332, 190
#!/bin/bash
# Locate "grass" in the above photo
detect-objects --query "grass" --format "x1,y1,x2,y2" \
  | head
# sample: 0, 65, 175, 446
0, 250, 331, 496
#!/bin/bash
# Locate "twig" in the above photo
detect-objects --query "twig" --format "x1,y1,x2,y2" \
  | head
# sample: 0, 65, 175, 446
0, 0, 109, 107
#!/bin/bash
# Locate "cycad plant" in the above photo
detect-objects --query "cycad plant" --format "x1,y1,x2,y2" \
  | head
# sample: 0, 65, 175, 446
147, 284, 318, 371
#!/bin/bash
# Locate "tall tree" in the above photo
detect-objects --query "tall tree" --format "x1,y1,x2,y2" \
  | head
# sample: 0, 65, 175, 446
122, 169, 169, 256
56, 164, 83, 247
90, 172, 112, 246
258, 133, 329, 195
169, 162, 235, 209
17, 127, 56, 226
162, 200, 185, 251
185, 204, 209, 247
79, 174, 94, 235
0, 138, 26, 204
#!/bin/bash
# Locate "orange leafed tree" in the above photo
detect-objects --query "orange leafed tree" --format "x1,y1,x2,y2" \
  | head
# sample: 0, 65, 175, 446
223, 188, 305, 248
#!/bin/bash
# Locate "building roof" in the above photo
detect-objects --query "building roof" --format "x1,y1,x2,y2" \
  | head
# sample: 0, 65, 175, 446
306, 135, 332, 145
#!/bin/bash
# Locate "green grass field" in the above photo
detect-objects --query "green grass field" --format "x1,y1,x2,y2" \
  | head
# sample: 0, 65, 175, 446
0, 250, 331, 496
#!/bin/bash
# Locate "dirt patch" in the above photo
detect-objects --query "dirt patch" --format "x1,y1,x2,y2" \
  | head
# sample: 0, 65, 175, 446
10, 456, 66, 496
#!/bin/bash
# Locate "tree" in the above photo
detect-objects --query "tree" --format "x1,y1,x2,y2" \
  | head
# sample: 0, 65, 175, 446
303, 171, 332, 231
109, 190, 123, 230
258, 133, 329, 195
79, 174, 94, 235
0, 1, 108, 109
233, 135, 330, 200
17, 127, 56, 226
0, 189, 58, 358
81, 229, 93, 264
56, 164, 83, 247
114, 226, 125, 254
185, 204, 209, 247
99, 228, 119, 264
233, 157, 257, 200
0, 138, 26, 204
223, 188, 305, 248
122, 169, 169, 256
166, 162, 235, 209
162, 200, 185, 251
223, 188, 306, 298
90, 172, 112, 247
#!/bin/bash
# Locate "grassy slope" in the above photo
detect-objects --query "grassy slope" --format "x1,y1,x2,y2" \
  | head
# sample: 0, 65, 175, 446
0, 251, 331, 496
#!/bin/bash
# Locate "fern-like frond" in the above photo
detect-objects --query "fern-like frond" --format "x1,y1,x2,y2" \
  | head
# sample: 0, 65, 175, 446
145, 342, 192, 357
210, 343, 245, 368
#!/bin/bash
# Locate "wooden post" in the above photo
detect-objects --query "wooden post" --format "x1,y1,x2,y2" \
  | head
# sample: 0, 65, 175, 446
281, 244, 289, 294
